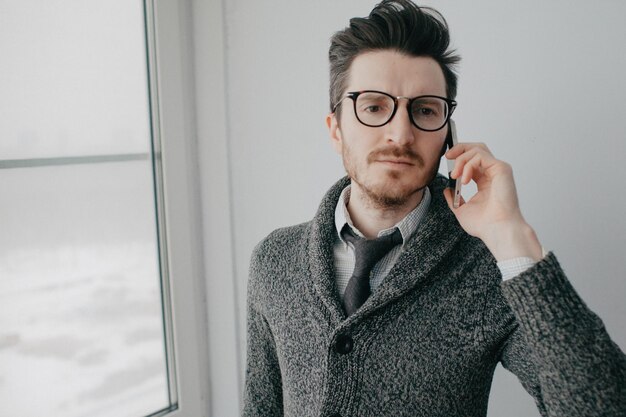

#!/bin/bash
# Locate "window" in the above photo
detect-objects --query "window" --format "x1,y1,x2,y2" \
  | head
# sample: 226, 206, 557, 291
0, 1, 209, 415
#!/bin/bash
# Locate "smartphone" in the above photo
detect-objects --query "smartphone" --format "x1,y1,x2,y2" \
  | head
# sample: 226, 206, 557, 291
446, 119, 462, 208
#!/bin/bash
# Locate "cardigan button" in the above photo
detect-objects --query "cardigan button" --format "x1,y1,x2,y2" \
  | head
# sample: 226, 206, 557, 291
335, 334, 353, 354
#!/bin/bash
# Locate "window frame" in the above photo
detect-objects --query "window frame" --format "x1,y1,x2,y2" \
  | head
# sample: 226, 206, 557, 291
147, 0, 241, 415
146, 0, 210, 415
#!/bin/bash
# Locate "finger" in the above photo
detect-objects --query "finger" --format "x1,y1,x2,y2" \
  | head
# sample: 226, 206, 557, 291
453, 149, 499, 181
460, 155, 486, 184
462, 161, 475, 184
450, 148, 480, 179
445, 142, 492, 159
443, 187, 455, 210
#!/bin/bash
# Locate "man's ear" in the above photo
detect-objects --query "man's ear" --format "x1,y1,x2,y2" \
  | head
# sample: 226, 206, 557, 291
326, 113, 343, 155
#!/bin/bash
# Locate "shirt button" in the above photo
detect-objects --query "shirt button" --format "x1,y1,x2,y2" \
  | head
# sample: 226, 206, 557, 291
335, 334, 353, 354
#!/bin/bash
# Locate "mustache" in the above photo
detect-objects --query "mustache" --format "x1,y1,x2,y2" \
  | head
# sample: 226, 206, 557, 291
367, 146, 423, 165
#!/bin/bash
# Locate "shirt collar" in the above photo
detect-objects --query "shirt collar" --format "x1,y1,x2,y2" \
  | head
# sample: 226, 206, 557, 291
334, 184, 431, 246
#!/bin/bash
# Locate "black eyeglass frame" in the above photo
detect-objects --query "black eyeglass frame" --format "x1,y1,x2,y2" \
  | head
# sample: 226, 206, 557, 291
333, 90, 458, 132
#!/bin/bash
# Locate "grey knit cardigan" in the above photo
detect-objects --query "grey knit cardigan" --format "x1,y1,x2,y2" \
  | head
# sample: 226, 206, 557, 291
243, 175, 625, 417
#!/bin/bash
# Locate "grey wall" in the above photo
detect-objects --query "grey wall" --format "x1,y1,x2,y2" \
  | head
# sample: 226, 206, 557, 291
214, 1, 626, 414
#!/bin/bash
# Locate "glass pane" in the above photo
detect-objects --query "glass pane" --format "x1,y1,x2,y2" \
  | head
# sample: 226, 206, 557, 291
0, 1, 172, 416
0, 0, 151, 159
0, 162, 170, 416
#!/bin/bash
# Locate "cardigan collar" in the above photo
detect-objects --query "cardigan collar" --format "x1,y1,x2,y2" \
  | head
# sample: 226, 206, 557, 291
306, 175, 466, 324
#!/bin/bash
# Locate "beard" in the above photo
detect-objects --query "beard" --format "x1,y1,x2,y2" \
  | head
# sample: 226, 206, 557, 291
342, 143, 442, 209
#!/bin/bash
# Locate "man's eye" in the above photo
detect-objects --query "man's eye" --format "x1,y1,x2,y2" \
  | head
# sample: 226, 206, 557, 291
359, 100, 391, 113
414, 106, 438, 117
365, 105, 382, 113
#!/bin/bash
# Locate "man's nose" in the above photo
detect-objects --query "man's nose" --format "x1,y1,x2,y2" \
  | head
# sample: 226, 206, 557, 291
385, 100, 415, 146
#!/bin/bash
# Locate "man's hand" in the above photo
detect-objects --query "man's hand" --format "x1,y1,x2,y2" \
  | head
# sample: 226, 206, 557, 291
443, 143, 543, 262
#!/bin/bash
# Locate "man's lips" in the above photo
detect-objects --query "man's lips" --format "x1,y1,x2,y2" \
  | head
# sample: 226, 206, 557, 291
375, 159, 415, 166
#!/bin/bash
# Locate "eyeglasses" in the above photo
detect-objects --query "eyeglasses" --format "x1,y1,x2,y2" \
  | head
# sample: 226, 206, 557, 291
333, 90, 457, 132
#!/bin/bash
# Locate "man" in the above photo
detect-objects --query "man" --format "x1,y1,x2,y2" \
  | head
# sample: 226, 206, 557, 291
243, 1, 626, 416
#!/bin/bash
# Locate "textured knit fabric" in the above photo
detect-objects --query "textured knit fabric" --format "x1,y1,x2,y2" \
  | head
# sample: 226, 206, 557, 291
243, 175, 626, 417
333, 185, 431, 296
498, 256, 539, 281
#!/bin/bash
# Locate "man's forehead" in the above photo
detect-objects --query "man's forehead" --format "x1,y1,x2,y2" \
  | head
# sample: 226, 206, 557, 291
346, 50, 447, 97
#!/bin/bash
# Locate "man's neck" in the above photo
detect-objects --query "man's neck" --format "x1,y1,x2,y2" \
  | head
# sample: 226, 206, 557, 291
347, 185, 425, 239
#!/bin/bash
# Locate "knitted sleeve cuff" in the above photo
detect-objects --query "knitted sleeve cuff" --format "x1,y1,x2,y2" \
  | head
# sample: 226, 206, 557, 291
500, 252, 601, 339
497, 247, 549, 281
497, 256, 537, 281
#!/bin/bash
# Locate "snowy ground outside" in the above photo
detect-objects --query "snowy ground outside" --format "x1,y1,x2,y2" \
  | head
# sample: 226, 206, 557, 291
0, 162, 171, 416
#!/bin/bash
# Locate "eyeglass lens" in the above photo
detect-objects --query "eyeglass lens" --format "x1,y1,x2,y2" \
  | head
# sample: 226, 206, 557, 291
354, 92, 449, 130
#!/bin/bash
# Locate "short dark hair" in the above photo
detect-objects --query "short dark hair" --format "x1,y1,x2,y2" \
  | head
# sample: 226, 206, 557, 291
329, 0, 460, 113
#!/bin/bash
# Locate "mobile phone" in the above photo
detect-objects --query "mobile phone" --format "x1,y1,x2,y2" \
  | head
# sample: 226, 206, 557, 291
446, 119, 462, 208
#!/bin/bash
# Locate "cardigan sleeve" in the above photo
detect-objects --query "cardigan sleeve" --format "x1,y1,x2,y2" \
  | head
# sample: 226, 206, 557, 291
241, 301, 284, 417
498, 253, 626, 416
242, 236, 285, 416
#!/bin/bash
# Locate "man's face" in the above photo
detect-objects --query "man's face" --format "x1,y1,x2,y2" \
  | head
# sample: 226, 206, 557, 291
327, 50, 448, 208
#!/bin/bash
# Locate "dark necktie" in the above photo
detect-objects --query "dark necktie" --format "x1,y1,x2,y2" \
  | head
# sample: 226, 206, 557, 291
341, 225, 403, 316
